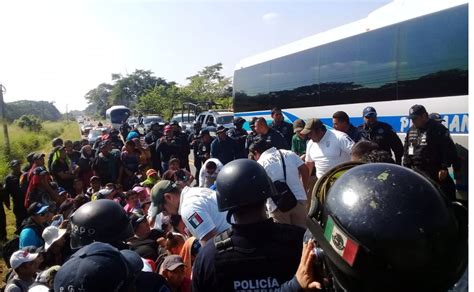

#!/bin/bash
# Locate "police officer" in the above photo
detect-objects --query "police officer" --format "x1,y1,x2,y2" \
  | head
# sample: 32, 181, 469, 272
145, 121, 164, 173
196, 129, 214, 163
69, 199, 134, 250
192, 159, 305, 291
270, 107, 293, 147
189, 121, 203, 184
227, 117, 248, 159
245, 117, 259, 158
403, 105, 457, 201
358, 106, 404, 164
285, 163, 468, 291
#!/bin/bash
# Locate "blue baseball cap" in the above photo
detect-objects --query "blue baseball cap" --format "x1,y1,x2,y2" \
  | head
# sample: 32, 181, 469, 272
54, 242, 143, 292
27, 202, 49, 216
363, 106, 377, 118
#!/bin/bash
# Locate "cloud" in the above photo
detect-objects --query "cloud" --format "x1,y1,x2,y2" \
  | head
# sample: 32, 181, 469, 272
262, 12, 279, 24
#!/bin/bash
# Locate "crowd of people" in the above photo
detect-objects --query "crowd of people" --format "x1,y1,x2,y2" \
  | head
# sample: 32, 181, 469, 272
0, 103, 467, 291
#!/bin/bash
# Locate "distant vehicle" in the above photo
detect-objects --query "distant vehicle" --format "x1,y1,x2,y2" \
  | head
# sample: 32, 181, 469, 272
233, 1, 468, 151
142, 115, 164, 132
128, 117, 139, 129
196, 110, 234, 132
81, 123, 94, 135
105, 105, 131, 130
87, 127, 108, 145
170, 114, 196, 132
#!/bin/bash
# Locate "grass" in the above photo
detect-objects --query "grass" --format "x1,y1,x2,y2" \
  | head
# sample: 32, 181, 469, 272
0, 120, 80, 283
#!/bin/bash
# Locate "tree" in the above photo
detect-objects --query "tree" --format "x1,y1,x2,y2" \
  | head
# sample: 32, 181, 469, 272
109, 70, 169, 107
135, 85, 184, 121
84, 83, 114, 117
182, 63, 232, 103
16, 115, 43, 132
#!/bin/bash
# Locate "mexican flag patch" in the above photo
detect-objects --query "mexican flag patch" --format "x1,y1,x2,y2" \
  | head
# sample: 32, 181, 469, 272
188, 212, 204, 229
324, 216, 359, 266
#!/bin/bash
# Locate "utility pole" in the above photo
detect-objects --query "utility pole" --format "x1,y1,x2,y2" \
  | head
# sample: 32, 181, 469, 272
66, 104, 69, 124
0, 84, 11, 157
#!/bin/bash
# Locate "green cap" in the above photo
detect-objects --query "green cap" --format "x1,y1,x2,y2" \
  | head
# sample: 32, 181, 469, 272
150, 180, 179, 217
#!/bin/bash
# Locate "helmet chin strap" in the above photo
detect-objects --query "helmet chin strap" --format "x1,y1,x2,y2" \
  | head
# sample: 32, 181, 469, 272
226, 211, 234, 224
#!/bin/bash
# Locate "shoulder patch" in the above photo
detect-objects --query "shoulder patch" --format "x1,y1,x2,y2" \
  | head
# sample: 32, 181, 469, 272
188, 212, 204, 229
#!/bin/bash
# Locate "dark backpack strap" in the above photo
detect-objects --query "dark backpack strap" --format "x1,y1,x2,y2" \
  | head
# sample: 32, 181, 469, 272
277, 150, 287, 182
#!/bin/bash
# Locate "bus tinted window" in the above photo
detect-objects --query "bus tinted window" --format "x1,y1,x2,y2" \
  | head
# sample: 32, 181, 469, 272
233, 62, 270, 112
110, 109, 130, 124
319, 35, 359, 106
269, 47, 319, 108
355, 25, 397, 103
397, 4, 468, 99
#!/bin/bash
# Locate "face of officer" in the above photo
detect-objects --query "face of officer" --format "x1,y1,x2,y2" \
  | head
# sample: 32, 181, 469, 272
254, 120, 269, 135
163, 192, 181, 215
332, 118, 349, 133
271, 111, 284, 124
411, 113, 429, 129
364, 115, 377, 126
308, 127, 326, 143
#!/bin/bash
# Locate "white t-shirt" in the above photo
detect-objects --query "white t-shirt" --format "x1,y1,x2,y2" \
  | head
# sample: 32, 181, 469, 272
179, 186, 230, 241
305, 129, 353, 178
198, 158, 224, 188
258, 147, 307, 213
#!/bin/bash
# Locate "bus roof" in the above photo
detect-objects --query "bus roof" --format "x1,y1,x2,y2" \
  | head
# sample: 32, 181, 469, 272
105, 105, 130, 112
235, 0, 468, 70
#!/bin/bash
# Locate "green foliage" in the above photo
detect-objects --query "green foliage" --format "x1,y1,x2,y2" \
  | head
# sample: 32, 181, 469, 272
5, 100, 62, 122
135, 85, 184, 121
182, 63, 232, 102
0, 122, 80, 181
16, 115, 43, 132
109, 69, 169, 108
84, 63, 233, 120
84, 83, 114, 117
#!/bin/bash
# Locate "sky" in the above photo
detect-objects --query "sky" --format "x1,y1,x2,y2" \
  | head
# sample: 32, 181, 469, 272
0, 0, 392, 112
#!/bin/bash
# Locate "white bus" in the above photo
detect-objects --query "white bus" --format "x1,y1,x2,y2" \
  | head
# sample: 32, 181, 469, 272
232, 0, 468, 149
105, 105, 131, 130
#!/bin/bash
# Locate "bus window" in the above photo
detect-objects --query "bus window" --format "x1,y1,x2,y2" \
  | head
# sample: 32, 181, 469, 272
397, 4, 468, 100
233, 62, 271, 112
268, 47, 319, 109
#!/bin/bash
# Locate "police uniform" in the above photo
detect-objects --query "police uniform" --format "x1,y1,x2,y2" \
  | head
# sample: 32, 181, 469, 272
192, 219, 304, 292
403, 119, 456, 201
358, 122, 404, 164
270, 121, 293, 150
227, 127, 248, 159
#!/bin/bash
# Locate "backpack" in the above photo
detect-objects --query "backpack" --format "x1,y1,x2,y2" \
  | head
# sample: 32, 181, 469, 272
19, 173, 29, 199
2, 237, 20, 269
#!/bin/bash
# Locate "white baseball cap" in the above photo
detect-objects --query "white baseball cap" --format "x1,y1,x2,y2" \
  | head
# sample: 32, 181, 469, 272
10, 250, 39, 269
42, 226, 67, 251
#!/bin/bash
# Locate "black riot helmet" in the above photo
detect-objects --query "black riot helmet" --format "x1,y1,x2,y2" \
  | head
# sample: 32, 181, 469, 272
70, 200, 134, 250
216, 159, 275, 214
307, 163, 467, 292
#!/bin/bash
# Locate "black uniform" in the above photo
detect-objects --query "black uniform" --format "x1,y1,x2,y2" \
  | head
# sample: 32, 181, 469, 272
188, 131, 202, 184
260, 128, 289, 150
359, 121, 404, 164
227, 127, 248, 159
196, 138, 214, 163
144, 130, 163, 173
174, 131, 191, 171
192, 219, 304, 292
347, 123, 362, 143
403, 119, 456, 201
4, 172, 27, 233
270, 121, 293, 150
